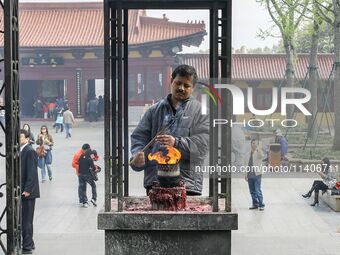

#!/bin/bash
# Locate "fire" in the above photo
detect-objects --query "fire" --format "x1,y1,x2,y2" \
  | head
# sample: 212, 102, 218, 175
148, 146, 181, 164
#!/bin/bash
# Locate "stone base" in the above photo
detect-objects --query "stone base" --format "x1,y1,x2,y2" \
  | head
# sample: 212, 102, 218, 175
320, 190, 340, 212
98, 197, 238, 255
105, 230, 231, 255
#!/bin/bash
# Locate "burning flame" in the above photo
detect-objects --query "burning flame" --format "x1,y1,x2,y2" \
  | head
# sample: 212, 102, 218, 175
148, 146, 181, 164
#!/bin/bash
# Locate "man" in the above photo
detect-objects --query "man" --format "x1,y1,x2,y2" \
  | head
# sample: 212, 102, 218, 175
72, 144, 98, 207
97, 95, 104, 118
130, 64, 209, 195
245, 139, 265, 211
33, 99, 43, 118
72, 143, 91, 176
63, 107, 76, 139
87, 96, 98, 122
20, 129, 40, 254
78, 149, 98, 207
274, 129, 288, 159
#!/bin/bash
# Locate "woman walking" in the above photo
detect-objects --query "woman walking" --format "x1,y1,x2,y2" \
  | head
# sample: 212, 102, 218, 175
22, 123, 35, 144
36, 125, 54, 182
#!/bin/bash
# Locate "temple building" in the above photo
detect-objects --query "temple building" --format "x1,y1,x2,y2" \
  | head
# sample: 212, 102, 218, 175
0, 2, 335, 120
5, 2, 206, 117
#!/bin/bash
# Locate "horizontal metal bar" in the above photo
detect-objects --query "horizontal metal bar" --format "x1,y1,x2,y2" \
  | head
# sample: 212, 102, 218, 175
108, 56, 126, 60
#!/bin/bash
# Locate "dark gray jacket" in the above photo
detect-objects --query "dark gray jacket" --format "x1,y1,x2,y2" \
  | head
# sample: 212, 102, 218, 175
131, 94, 209, 195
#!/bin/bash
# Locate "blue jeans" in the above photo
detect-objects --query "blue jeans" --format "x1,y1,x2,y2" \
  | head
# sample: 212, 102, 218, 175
38, 156, 52, 181
78, 174, 97, 203
248, 175, 264, 207
64, 123, 72, 138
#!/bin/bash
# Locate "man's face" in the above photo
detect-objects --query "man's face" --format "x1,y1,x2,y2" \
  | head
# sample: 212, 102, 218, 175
20, 133, 28, 146
251, 141, 257, 151
170, 75, 194, 102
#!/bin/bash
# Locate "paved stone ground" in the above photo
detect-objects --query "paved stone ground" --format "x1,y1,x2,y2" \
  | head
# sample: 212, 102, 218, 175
1, 120, 340, 255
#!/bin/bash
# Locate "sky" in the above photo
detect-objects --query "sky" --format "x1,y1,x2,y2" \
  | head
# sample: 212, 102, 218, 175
20, 0, 280, 52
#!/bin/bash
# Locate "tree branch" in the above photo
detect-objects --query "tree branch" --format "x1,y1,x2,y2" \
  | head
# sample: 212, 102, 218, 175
315, 0, 334, 24
266, 0, 284, 34
295, 0, 310, 28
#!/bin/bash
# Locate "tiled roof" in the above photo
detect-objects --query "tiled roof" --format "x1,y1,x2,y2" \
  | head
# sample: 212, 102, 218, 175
1, 3, 206, 48
177, 53, 334, 81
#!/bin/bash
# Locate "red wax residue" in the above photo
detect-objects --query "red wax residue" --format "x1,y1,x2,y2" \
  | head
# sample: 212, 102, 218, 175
148, 184, 187, 211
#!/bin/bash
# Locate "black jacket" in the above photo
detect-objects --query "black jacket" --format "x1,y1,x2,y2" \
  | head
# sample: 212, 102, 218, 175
78, 154, 95, 176
21, 144, 40, 199
131, 94, 209, 194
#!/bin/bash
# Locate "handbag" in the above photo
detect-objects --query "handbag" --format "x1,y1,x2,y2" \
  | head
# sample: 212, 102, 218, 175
336, 181, 340, 191
36, 145, 47, 158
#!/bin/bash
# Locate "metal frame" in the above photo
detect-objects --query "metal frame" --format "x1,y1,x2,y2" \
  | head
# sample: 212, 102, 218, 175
0, 0, 21, 254
104, 0, 232, 212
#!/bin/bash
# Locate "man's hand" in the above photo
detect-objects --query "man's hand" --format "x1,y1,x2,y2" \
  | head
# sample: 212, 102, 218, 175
130, 151, 145, 167
155, 135, 176, 147
22, 191, 30, 198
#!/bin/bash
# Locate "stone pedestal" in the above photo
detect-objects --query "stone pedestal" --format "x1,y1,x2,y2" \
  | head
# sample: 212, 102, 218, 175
98, 197, 238, 255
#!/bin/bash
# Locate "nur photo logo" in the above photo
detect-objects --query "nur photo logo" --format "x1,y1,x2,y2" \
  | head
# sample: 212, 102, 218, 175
197, 82, 312, 128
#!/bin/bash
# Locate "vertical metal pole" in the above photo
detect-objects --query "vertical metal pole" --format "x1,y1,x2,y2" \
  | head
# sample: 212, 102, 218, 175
221, 0, 232, 212
210, 4, 219, 212
123, 9, 129, 197
117, 2, 123, 212
104, 0, 111, 212
5, 0, 21, 253
111, 6, 117, 196
209, 7, 213, 198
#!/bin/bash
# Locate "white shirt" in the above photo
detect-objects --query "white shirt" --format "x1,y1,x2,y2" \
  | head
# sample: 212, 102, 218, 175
20, 142, 29, 152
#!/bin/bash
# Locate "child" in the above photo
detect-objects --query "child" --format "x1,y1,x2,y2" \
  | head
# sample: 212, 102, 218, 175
54, 109, 64, 133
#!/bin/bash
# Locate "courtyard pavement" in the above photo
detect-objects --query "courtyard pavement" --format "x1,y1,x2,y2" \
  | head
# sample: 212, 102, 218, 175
0, 120, 340, 255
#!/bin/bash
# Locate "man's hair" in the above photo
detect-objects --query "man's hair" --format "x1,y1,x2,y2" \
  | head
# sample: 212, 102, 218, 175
171, 64, 198, 85
251, 139, 258, 144
20, 129, 29, 138
82, 143, 90, 150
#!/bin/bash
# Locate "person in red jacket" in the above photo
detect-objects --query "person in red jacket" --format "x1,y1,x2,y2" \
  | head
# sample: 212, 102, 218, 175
72, 144, 91, 176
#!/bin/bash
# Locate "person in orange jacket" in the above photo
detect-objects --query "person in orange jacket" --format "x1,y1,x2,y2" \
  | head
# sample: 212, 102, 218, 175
72, 144, 91, 176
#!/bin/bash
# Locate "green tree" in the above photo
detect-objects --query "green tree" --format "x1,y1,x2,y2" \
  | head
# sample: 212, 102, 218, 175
330, 0, 340, 149
296, 21, 333, 53
257, 0, 310, 119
